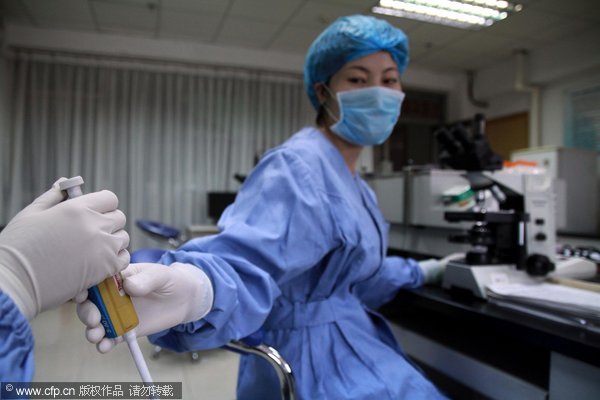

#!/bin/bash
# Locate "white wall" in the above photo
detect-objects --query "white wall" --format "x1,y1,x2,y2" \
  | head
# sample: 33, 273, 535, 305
456, 70, 531, 122
6, 23, 600, 150
461, 25, 600, 147
541, 68, 600, 147
4, 23, 464, 111
5, 24, 306, 75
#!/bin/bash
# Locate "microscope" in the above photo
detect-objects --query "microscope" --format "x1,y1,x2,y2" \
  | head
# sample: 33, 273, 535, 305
441, 171, 559, 297
436, 115, 558, 298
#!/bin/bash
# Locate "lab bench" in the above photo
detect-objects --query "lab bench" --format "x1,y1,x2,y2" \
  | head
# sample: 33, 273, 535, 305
381, 286, 600, 400
383, 228, 600, 400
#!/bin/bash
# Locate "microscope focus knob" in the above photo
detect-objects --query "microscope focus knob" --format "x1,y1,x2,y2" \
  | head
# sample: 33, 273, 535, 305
525, 254, 555, 276
534, 232, 547, 241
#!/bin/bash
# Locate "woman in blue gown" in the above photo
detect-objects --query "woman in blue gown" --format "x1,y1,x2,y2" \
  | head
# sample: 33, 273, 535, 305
79, 14, 450, 400
153, 15, 446, 399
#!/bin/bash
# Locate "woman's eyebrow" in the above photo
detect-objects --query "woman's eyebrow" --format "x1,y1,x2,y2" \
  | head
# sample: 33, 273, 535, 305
344, 66, 369, 73
343, 66, 398, 74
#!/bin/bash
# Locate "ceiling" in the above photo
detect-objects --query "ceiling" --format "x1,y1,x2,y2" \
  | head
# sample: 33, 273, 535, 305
3, 0, 600, 74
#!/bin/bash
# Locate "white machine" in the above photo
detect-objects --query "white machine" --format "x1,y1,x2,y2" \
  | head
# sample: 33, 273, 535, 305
511, 147, 599, 236
367, 165, 596, 299
440, 167, 595, 298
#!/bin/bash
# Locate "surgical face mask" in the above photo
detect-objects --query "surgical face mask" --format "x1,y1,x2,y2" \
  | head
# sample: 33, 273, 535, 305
325, 86, 405, 146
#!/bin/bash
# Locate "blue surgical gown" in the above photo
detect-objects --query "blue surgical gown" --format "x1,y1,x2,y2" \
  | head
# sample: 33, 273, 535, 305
150, 127, 446, 399
0, 291, 35, 381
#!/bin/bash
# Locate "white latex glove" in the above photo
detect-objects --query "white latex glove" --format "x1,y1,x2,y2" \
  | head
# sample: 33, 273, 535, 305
418, 253, 465, 285
75, 262, 214, 353
0, 179, 130, 320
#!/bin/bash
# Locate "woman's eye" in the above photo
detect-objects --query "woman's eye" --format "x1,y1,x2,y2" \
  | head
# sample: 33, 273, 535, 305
348, 77, 366, 84
384, 78, 398, 85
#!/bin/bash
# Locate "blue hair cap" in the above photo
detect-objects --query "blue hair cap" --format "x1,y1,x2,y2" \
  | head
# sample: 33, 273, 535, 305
304, 15, 409, 110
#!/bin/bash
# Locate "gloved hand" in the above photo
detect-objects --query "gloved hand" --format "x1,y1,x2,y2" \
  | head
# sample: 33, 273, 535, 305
418, 253, 465, 285
75, 262, 214, 353
0, 179, 130, 320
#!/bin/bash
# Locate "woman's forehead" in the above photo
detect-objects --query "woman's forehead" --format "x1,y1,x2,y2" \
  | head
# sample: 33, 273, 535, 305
339, 52, 398, 73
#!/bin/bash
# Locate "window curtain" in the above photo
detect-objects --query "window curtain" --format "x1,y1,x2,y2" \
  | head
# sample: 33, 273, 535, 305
3, 51, 313, 250
0, 55, 9, 223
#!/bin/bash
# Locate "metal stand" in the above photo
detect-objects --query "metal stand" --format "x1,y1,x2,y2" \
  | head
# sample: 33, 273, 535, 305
225, 341, 297, 400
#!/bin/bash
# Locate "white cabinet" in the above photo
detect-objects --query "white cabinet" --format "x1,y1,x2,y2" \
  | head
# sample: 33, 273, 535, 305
511, 147, 598, 236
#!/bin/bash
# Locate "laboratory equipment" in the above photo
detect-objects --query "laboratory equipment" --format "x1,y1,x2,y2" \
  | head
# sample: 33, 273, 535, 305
366, 163, 596, 299
558, 244, 600, 264
404, 113, 503, 229
367, 114, 596, 299
435, 115, 595, 298
441, 169, 596, 298
368, 112, 505, 229
407, 168, 485, 229
436, 113, 503, 172
59, 177, 155, 387
366, 173, 405, 224
511, 147, 599, 236
441, 169, 552, 297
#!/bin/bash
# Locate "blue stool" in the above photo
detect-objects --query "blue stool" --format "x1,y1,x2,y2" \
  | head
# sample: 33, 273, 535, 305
136, 220, 182, 247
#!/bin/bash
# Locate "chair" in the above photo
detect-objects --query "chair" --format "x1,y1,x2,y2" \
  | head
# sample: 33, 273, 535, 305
133, 220, 297, 400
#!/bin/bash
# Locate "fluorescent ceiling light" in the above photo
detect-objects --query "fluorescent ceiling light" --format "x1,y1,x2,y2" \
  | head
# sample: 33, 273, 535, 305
372, 0, 523, 30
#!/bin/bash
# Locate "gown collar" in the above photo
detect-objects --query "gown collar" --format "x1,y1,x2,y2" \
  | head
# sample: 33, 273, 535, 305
309, 127, 386, 265
311, 127, 362, 190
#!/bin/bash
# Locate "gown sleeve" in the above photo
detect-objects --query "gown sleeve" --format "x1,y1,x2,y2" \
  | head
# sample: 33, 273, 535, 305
353, 256, 424, 310
149, 149, 339, 351
0, 291, 35, 382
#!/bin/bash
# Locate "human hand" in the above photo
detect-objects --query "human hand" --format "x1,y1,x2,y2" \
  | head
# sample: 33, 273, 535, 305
0, 179, 130, 319
75, 262, 213, 353
418, 253, 465, 285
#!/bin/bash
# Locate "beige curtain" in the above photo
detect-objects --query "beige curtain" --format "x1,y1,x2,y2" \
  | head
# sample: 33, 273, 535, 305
3, 50, 313, 250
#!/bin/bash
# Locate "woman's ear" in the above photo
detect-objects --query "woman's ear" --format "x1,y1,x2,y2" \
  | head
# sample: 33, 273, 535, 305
314, 82, 328, 105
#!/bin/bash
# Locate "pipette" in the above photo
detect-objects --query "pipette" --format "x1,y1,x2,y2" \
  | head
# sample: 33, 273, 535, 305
59, 177, 156, 392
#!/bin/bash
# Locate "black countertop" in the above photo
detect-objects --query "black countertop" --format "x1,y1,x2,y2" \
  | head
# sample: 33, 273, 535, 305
381, 285, 600, 388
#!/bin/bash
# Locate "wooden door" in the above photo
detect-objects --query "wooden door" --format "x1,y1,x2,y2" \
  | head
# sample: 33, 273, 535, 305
486, 112, 529, 161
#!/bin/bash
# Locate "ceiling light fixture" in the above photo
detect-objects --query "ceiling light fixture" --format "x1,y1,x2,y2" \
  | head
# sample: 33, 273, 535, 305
372, 0, 523, 30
